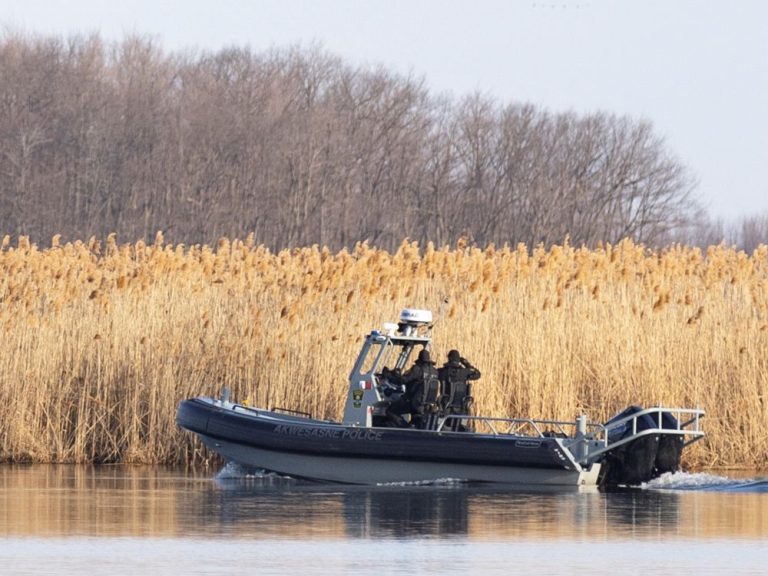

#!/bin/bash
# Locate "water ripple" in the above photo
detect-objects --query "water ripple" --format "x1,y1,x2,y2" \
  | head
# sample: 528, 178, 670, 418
642, 472, 768, 492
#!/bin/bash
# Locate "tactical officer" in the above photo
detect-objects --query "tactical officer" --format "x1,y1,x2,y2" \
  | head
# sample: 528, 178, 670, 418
438, 350, 481, 419
388, 349, 440, 428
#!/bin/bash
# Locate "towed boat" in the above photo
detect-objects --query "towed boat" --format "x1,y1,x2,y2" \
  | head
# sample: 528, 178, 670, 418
177, 309, 705, 487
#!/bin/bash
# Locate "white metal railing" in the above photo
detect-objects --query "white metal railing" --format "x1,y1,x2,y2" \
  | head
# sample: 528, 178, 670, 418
579, 406, 706, 462
434, 407, 705, 464
435, 414, 603, 437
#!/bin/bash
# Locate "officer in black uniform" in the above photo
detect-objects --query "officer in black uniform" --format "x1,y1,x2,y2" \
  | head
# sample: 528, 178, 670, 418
387, 349, 440, 429
438, 350, 481, 423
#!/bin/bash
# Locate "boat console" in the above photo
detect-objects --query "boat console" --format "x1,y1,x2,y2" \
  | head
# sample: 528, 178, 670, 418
342, 309, 433, 426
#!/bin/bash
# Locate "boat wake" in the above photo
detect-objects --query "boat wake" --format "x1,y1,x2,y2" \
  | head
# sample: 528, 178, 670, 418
375, 478, 469, 487
214, 461, 298, 485
214, 463, 470, 489
642, 471, 768, 492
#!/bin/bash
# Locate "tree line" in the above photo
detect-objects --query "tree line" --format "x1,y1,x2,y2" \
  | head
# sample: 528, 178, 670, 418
0, 32, 749, 251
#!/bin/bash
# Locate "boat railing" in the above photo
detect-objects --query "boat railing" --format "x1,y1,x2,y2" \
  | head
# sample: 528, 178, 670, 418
436, 407, 705, 464
230, 403, 315, 420
580, 406, 706, 462
435, 415, 603, 437
269, 406, 314, 419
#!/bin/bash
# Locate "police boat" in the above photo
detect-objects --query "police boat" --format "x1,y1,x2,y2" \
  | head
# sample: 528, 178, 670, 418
176, 309, 705, 487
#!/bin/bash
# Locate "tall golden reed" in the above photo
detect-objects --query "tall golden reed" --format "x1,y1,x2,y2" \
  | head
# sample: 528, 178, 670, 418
1, 234, 766, 469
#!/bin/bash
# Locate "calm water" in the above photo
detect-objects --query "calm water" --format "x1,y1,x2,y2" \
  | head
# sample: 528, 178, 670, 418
1, 464, 766, 575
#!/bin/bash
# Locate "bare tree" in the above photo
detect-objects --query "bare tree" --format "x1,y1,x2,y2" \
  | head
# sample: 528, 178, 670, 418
0, 32, 700, 251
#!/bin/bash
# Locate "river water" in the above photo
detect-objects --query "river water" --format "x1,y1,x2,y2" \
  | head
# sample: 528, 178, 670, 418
1, 464, 766, 575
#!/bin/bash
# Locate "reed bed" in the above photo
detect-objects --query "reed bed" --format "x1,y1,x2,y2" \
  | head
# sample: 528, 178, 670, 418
1, 233, 767, 469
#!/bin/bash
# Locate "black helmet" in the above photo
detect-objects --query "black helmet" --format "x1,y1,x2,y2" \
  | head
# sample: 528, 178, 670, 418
417, 349, 432, 364
448, 349, 461, 364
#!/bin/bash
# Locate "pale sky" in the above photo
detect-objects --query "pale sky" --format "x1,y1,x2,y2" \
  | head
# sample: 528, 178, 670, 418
2, 0, 767, 222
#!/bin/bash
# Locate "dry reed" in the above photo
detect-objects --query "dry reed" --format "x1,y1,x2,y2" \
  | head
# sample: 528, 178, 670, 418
1, 234, 767, 469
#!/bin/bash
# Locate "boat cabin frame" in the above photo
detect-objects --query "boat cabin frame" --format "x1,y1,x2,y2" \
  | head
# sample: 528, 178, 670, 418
342, 311, 433, 426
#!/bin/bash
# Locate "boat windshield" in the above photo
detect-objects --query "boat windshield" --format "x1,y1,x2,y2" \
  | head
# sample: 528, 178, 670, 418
358, 340, 395, 375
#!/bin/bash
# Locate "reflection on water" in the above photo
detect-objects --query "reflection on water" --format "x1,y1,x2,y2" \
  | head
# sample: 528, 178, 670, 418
0, 464, 767, 541
2, 465, 767, 576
